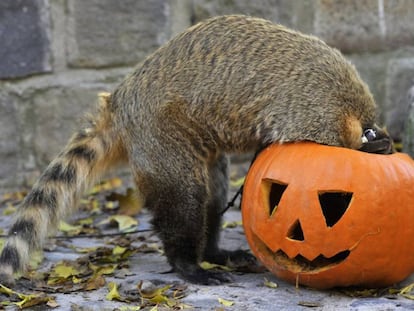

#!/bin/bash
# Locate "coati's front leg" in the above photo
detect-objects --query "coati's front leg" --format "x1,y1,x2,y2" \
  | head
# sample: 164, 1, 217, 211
133, 137, 234, 285
202, 155, 257, 268
149, 170, 232, 285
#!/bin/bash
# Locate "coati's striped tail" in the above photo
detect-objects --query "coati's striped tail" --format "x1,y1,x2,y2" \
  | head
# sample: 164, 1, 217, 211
0, 92, 126, 284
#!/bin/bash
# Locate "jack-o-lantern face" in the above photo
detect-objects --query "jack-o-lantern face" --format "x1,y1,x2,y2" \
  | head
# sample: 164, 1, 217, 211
242, 142, 414, 289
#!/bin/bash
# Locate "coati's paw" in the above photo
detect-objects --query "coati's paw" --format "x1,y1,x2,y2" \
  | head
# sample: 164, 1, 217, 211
205, 249, 257, 267
359, 128, 394, 154
225, 250, 258, 267
173, 261, 233, 285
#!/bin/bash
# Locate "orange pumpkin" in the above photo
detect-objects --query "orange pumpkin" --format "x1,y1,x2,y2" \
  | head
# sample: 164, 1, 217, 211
242, 142, 414, 289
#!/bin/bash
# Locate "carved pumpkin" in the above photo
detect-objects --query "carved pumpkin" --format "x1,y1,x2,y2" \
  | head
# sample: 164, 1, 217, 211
242, 142, 414, 289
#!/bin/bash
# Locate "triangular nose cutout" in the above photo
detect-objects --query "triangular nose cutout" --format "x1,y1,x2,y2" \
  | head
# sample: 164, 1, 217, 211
287, 219, 304, 241
318, 192, 353, 227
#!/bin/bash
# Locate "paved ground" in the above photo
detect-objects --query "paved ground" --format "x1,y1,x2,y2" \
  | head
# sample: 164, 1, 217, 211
0, 171, 413, 310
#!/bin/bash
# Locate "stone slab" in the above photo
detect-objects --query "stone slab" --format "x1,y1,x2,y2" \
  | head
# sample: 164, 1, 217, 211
0, 0, 51, 79
66, 0, 170, 68
385, 58, 414, 142
314, 0, 414, 53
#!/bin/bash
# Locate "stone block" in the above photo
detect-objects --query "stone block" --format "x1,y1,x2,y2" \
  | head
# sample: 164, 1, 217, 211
384, 58, 414, 142
0, 93, 22, 191
192, 0, 315, 31
347, 53, 389, 123
67, 0, 170, 68
314, 0, 414, 53
403, 86, 414, 156
0, 0, 51, 79
26, 87, 108, 167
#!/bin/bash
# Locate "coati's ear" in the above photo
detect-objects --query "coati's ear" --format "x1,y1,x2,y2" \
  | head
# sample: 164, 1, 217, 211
359, 126, 394, 154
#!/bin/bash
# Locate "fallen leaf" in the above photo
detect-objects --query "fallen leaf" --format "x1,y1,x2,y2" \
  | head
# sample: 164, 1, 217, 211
222, 220, 242, 229
46, 298, 60, 308
118, 306, 142, 311
140, 284, 172, 304
218, 297, 234, 307
3, 203, 17, 215
100, 215, 139, 232
200, 261, 233, 271
47, 261, 83, 285
53, 262, 80, 279
84, 274, 106, 291
298, 301, 322, 308
0, 284, 55, 309
58, 221, 83, 235
113, 245, 127, 256
106, 282, 128, 302
88, 177, 123, 195
107, 188, 143, 216
264, 278, 278, 289
230, 177, 245, 188
399, 283, 414, 300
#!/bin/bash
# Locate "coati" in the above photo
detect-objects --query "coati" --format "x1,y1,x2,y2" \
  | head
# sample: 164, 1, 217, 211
0, 15, 392, 285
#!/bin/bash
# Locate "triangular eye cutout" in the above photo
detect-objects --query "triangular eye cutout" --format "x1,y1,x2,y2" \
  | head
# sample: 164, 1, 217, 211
266, 180, 288, 217
318, 192, 353, 227
287, 219, 304, 241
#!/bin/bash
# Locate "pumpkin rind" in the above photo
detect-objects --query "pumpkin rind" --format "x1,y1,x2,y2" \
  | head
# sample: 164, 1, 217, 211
242, 142, 414, 289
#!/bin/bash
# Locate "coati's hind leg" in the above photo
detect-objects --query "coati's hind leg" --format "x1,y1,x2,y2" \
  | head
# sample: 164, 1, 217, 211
202, 155, 256, 268
131, 145, 232, 285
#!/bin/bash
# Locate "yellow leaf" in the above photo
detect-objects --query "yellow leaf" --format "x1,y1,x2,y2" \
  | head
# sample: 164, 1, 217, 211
230, 177, 245, 187
218, 297, 234, 307
72, 275, 82, 284
107, 188, 144, 216
48, 261, 80, 285
77, 217, 94, 225
74, 246, 99, 253
2, 191, 26, 202
399, 283, 414, 300
89, 262, 117, 275
106, 282, 122, 301
0, 284, 14, 295
105, 201, 119, 210
264, 278, 278, 289
119, 306, 142, 311
200, 261, 233, 271
88, 177, 122, 195
113, 245, 127, 256
58, 221, 83, 234
110, 215, 139, 232
222, 220, 242, 229
3, 203, 17, 215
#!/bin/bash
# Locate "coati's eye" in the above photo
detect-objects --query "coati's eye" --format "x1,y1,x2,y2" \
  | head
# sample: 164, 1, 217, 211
362, 128, 376, 143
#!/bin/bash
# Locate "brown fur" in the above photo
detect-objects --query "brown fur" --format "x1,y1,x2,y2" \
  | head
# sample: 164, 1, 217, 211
0, 15, 389, 285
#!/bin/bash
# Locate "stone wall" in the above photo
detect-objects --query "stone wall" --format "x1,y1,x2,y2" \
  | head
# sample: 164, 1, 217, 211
1, 0, 414, 192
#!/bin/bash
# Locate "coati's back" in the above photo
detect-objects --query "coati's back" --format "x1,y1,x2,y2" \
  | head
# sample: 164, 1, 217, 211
115, 15, 376, 152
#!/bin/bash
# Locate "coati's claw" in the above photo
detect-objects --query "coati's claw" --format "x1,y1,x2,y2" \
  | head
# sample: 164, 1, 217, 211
204, 249, 258, 268
226, 250, 258, 267
181, 268, 233, 285
172, 260, 233, 285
